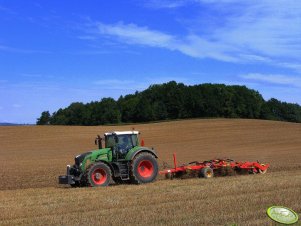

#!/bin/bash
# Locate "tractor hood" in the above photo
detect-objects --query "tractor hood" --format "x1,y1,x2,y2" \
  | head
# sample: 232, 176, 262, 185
75, 151, 92, 166
76, 148, 112, 171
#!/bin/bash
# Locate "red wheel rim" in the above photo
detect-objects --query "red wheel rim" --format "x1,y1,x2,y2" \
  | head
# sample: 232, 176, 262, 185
138, 160, 154, 178
91, 168, 107, 185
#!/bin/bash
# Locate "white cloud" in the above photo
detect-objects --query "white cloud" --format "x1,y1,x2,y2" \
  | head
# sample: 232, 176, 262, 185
96, 22, 175, 48
278, 63, 301, 74
21, 73, 42, 78
71, 50, 113, 55
85, 0, 301, 69
214, 6, 301, 59
94, 79, 137, 89
94, 79, 134, 85
192, 0, 301, 62
77, 35, 97, 40
0, 5, 16, 15
143, 0, 188, 9
0, 45, 50, 54
241, 73, 301, 88
93, 76, 192, 91
93, 22, 240, 62
94, 79, 153, 92
12, 104, 22, 108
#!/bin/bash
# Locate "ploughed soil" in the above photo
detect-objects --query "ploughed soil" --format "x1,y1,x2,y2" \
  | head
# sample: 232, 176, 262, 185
0, 119, 300, 225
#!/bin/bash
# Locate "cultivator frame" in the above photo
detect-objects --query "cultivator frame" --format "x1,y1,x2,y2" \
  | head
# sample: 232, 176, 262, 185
159, 154, 270, 179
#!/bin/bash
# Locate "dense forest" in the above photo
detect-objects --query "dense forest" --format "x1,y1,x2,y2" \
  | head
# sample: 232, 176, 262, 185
37, 81, 301, 125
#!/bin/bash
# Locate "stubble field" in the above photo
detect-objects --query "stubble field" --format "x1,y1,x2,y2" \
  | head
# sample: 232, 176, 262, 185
0, 119, 300, 225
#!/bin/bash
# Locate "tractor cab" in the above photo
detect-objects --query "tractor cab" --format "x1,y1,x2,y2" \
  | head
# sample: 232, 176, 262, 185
95, 131, 141, 159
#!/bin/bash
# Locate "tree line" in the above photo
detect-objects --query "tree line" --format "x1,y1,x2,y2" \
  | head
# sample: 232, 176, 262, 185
37, 81, 301, 125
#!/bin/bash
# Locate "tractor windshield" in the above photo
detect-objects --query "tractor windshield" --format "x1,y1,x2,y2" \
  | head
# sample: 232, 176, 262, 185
105, 134, 138, 149
118, 134, 138, 148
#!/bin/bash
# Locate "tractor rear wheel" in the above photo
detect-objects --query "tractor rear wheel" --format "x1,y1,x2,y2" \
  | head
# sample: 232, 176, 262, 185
87, 162, 112, 187
200, 167, 214, 179
130, 153, 158, 184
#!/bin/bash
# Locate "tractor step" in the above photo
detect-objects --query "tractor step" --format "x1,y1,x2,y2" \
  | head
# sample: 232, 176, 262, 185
116, 161, 130, 180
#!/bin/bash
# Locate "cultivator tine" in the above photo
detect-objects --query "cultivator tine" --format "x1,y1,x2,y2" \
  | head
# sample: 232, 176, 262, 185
173, 153, 177, 169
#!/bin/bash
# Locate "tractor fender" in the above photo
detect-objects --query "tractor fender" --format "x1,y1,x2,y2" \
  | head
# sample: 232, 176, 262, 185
126, 147, 158, 161
94, 159, 114, 169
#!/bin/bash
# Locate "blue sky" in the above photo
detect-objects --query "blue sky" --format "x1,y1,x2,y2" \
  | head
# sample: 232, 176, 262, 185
1, 0, 301, 123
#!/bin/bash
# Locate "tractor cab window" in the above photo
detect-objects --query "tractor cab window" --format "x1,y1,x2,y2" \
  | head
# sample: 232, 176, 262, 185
130, 134, 138, 147
105, 135, 116, 148
117, 134, 138, 156
105, 134, 139, 158
117, 135, 133, 153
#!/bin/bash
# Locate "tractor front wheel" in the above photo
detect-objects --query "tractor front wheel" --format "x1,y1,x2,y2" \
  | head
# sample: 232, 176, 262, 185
87, 162, 112, 187
130, 153, 158, 184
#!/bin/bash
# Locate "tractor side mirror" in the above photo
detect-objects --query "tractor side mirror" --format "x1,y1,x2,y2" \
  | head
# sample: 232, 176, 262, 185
95, 135, 102, 149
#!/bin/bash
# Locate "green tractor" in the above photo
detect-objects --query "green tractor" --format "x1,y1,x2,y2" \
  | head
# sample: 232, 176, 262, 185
58, 131, 158, 187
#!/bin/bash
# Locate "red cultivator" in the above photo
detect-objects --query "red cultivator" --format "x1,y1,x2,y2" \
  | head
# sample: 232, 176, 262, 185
159, 154, 270, 179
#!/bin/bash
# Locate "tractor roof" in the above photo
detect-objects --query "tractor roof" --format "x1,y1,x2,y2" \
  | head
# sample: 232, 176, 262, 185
104, 131, 139, 136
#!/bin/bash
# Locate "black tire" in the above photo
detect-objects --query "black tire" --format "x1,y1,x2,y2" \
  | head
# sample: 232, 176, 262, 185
130, 152, 158, 184
112, 176, 122, 184
87, 162, 112, 187
200, 167, 214, 179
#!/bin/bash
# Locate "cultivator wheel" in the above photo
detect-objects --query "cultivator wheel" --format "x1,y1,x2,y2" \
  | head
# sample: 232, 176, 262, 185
86, 162, 112, 187
200, 167, 214, 179
130, 153, 158, 184
165, 172, 174, 180
258, 168, 267, 174
218, 166, 236, 176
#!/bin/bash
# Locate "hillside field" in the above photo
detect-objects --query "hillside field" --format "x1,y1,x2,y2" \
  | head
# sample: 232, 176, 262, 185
0, 119, 300, 225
